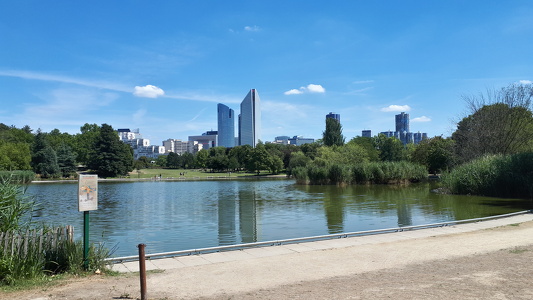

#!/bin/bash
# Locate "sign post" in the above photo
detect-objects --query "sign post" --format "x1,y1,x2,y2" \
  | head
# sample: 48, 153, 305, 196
78, 174, 98, 270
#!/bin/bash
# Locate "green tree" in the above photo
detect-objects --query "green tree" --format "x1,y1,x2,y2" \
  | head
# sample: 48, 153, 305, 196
374, 135, 405, 162
56, 143, 77, 177
228, 145, 252, 170
194, 149, 209, 169
87, 124, 133, 178
246, 144, 270, 174
453, 83, 533, 163
411, 136, 455, 174
31, 131, 60, 178
166, 152, 180, 168
0, 141, 31, 170
348, 137, 380, 161
74, 123, 101, 165
322, 118, 345, 146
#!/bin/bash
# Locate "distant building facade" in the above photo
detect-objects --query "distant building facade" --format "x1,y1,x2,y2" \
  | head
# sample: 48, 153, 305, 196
238, 89, 261, 147
217, 103, 235, 148
118, 128, 165, 159
188, 131, 218, 153
326, 112, 340, 123
379, 112, 427, 145
362, 130, 372, 138
273, 135, 315, 146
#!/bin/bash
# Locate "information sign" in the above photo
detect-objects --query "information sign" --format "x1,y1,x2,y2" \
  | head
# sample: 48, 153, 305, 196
78, 174, 98, 211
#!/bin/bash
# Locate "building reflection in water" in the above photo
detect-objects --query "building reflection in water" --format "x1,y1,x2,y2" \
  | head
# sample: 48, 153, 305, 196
218, 182, 259, 245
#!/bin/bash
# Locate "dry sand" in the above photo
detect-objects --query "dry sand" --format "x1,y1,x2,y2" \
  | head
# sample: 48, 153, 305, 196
5, 220, 533, 300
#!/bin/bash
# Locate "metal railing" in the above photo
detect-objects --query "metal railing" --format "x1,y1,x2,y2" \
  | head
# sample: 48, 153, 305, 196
107, 210, 532, 263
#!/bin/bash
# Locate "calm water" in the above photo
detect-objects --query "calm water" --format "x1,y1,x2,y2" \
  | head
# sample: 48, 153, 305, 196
26, 179, 532, 257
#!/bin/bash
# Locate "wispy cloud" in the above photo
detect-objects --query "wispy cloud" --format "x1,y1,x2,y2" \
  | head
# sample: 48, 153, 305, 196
519, 80, 532, 84
381, 105, 411, 112
353, 80, 374, 84
133, 85, 165, 98
0, 69, 131, 92
411, 116, 431, 122
244, 25, 260, 32
284, 84, 326, 95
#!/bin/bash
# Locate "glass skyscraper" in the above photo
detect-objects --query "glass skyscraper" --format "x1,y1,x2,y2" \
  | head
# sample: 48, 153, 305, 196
217, 103, 235, 148
326, 112, 340, 123
238, 89, 261, 147
395, 112, 409, 133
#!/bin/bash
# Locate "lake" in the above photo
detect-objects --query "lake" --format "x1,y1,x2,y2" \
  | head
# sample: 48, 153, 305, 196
26, 179, 532, 257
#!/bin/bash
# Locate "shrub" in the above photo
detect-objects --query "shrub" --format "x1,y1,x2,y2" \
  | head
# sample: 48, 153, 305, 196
441, 153, 533, 199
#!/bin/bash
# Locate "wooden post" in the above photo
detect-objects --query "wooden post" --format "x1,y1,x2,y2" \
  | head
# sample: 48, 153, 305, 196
138, 244, 147, 300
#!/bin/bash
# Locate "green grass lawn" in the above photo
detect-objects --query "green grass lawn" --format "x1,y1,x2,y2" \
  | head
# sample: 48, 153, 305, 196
129, 168, 279, 179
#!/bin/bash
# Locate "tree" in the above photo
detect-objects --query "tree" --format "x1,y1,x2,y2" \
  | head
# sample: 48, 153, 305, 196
56, 143, 77, 177
166, 152, 180, 169
194, 149, 209, 169
31, 130, 60, 178
87, 124, 133, 178
0, 141, 31, 170
411, 136, 455, 174
246, 144, 270, 174
74, 123, 100, 165
348, 137, 380, 161
322, 118, 345, 146
452, 83, 533, 163
374, 135, 406, 162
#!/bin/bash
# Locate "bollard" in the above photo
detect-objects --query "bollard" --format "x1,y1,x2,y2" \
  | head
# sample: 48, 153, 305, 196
138, 244, 147, 300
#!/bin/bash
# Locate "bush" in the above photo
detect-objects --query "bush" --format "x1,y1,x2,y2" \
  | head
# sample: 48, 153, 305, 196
441, 153, 533, 199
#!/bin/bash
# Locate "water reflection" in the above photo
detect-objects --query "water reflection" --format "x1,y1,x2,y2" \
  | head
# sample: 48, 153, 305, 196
26, 180, 531, 256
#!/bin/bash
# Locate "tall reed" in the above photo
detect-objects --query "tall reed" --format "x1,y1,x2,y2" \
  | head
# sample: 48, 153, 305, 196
441, 153, 533, 199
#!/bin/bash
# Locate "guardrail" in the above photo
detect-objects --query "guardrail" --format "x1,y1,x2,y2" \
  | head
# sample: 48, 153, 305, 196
107, 210, 532, 263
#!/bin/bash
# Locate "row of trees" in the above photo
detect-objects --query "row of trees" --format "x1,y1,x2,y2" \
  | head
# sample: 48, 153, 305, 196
0, 123, 133, 178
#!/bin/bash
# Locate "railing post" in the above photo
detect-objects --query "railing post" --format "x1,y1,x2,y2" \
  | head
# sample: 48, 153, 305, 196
138, 244, 147, 300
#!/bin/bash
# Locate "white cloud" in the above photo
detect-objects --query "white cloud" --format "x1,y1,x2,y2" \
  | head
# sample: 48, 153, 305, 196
306, 84, 325, 93
353, 80, 374, 84
244, 25, 260, 32
519, 80, 532, 84
133, 85, 165, 98
380, 105, 411, 112
411, 116, 431, 122
284, 84, 325, 95
284, 89, 304, 95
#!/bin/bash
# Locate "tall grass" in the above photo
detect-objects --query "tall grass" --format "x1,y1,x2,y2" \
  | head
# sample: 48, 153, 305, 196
0, 230, 113, 285
441, 153, 533, 199
0, 171, 35, 185
294, 161, 427, 185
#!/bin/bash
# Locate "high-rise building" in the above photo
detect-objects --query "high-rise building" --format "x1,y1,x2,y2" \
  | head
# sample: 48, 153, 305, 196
395, 112, 409, 133
217, 103, 235, 148
238, 89, 261, 147
362, 130, 372, 138
326, 112, 340, 123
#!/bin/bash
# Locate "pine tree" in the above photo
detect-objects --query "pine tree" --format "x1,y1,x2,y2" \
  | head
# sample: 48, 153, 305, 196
87, 124, 133, 178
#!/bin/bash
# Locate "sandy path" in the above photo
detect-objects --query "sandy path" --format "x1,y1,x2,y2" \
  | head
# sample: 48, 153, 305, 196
6, 220, 533, 300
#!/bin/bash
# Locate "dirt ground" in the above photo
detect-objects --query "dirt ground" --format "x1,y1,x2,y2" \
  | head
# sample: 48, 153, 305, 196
5, 221, 533, 300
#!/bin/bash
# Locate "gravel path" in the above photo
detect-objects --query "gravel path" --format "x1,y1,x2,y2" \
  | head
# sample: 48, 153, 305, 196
6, 217, 533, 300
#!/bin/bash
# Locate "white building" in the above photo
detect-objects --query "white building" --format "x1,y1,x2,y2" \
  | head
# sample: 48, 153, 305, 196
118, 128, 165, 160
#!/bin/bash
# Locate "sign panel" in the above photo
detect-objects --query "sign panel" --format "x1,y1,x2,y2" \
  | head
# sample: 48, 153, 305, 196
78, 174, 98, 211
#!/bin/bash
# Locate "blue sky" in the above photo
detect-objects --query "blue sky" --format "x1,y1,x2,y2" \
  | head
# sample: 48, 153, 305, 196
1, 1, 532, 145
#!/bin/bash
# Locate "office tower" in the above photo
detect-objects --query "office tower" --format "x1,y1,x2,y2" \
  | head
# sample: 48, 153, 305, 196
238, 89, 261, 147
217, 103, 235, 148
395, 112, 409, 133
362, 130, 372, 138
326, 112, 340, 123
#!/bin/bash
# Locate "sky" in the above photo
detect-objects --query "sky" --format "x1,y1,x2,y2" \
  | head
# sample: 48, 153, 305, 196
1, 1, 532, 145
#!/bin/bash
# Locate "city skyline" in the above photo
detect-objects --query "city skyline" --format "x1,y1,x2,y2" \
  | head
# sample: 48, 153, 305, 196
1, 1, 532, 143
